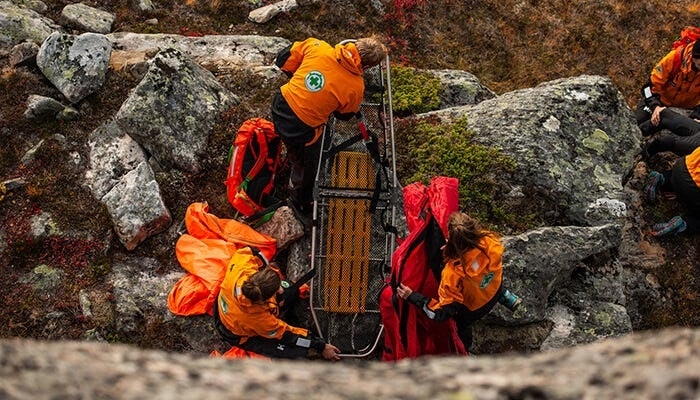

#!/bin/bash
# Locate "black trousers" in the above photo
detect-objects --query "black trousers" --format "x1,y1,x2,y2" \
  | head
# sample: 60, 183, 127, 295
454, 285, 506, 350
636, 100, 700, 137
651, 133, 700, 157
282, 137, 322, 210
270, 90, 322, 210
670, 159, 700, 234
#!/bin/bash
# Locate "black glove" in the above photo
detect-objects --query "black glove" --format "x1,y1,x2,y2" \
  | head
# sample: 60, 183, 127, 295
276, 280, 299, 307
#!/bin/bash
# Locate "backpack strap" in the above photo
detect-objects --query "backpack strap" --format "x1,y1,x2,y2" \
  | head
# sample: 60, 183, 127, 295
242, 127, 270, 187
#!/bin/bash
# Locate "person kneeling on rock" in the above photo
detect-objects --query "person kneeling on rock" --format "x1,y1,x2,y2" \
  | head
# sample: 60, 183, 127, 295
213, 246, 340, 360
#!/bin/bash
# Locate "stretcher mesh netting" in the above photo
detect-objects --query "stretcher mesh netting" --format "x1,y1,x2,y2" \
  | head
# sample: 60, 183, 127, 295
309, 57, 397, 357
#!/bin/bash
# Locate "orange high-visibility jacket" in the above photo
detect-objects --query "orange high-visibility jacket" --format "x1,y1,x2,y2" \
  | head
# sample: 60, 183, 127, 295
167, 202, 277, 317
278, 38, 365, 129
687, 146, 700, 188
649, 41, 700, 109
216, 247, 307, 344
429, 234, 504, 312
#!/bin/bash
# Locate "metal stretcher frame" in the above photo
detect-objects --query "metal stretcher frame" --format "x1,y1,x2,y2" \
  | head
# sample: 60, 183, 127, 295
308, 53, 397, 357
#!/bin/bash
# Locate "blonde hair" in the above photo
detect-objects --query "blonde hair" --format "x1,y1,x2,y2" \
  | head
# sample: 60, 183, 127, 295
242, 267, 281, 304
356, 36, 388, 68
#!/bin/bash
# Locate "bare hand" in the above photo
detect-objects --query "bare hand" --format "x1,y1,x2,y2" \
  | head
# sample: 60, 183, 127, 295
396, 283, 413, 300
651, 106, 665, 126
322, 343, 340, 361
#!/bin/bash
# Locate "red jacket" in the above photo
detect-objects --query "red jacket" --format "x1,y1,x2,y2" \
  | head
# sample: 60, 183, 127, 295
278, 38, 365, 128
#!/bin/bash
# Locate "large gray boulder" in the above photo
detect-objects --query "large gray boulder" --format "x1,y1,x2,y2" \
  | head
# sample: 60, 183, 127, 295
36, 31, 112, 103
115, 47, 238, 174
498, 224, 622, 323
0, 0, 58, 50
84, 119, 149, 201
107, 33, 290, 72
428, 75, 639, 226
101, 161, 172, 250
0, 327, 698, 399
60, 2, 115, 34
469, 223, 628, 353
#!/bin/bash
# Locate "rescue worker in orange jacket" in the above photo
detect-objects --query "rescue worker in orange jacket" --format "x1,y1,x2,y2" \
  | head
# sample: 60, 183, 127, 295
271, 36, 387, 215
642, 145, 700, 236
636, 40, 700, 137
396, 212, 521, 351
214, 246, 340, 360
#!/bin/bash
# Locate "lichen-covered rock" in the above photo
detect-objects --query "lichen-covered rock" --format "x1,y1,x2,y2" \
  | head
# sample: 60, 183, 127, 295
132, 0, 155, 13
114, 47, 238, 174
426, 69, 497, 108
256, 206, 305, 251
107, 32, 290, 72
540, 302, 632, 350
1, 327, 699, 399
428, 75, 639, 226
8, 40, 39, 66
0, 0, 58, 50
101, 161, 171, 250
60, 2, 115, 34
23, 94, 78, 120
108, 255, 225, 353
248, 0, 299, 24
36, 31, 112, 103
22, 264, 64, 293
84, 119, 148, 201
109, 256, 180, 333
497, 224, 622, 323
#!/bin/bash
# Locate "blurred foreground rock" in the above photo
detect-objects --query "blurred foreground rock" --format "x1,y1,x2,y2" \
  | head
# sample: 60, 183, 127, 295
1, 327, 699, 399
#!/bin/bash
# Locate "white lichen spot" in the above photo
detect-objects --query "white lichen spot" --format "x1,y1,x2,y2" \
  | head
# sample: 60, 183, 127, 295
567, 90, 590, 102
542, 115, 560, 132
590, 198, 627, 217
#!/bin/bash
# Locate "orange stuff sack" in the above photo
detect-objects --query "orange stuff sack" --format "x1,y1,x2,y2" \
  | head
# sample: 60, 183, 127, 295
167, 202, 277, 316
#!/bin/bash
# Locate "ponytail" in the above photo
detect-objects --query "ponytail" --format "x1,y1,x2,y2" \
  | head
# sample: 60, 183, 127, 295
242, 267, 281, 303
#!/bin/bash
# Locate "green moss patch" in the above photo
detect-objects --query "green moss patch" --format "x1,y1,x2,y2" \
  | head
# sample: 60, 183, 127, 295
389, 65, 442, 116
397, 116, 518, 226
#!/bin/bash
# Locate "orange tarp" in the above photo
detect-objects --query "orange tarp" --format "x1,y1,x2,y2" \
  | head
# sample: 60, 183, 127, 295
167, 202, 277, 316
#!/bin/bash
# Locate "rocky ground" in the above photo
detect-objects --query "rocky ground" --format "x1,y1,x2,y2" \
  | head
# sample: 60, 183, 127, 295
2, 327, 700, 399
1, 0, 699, 389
